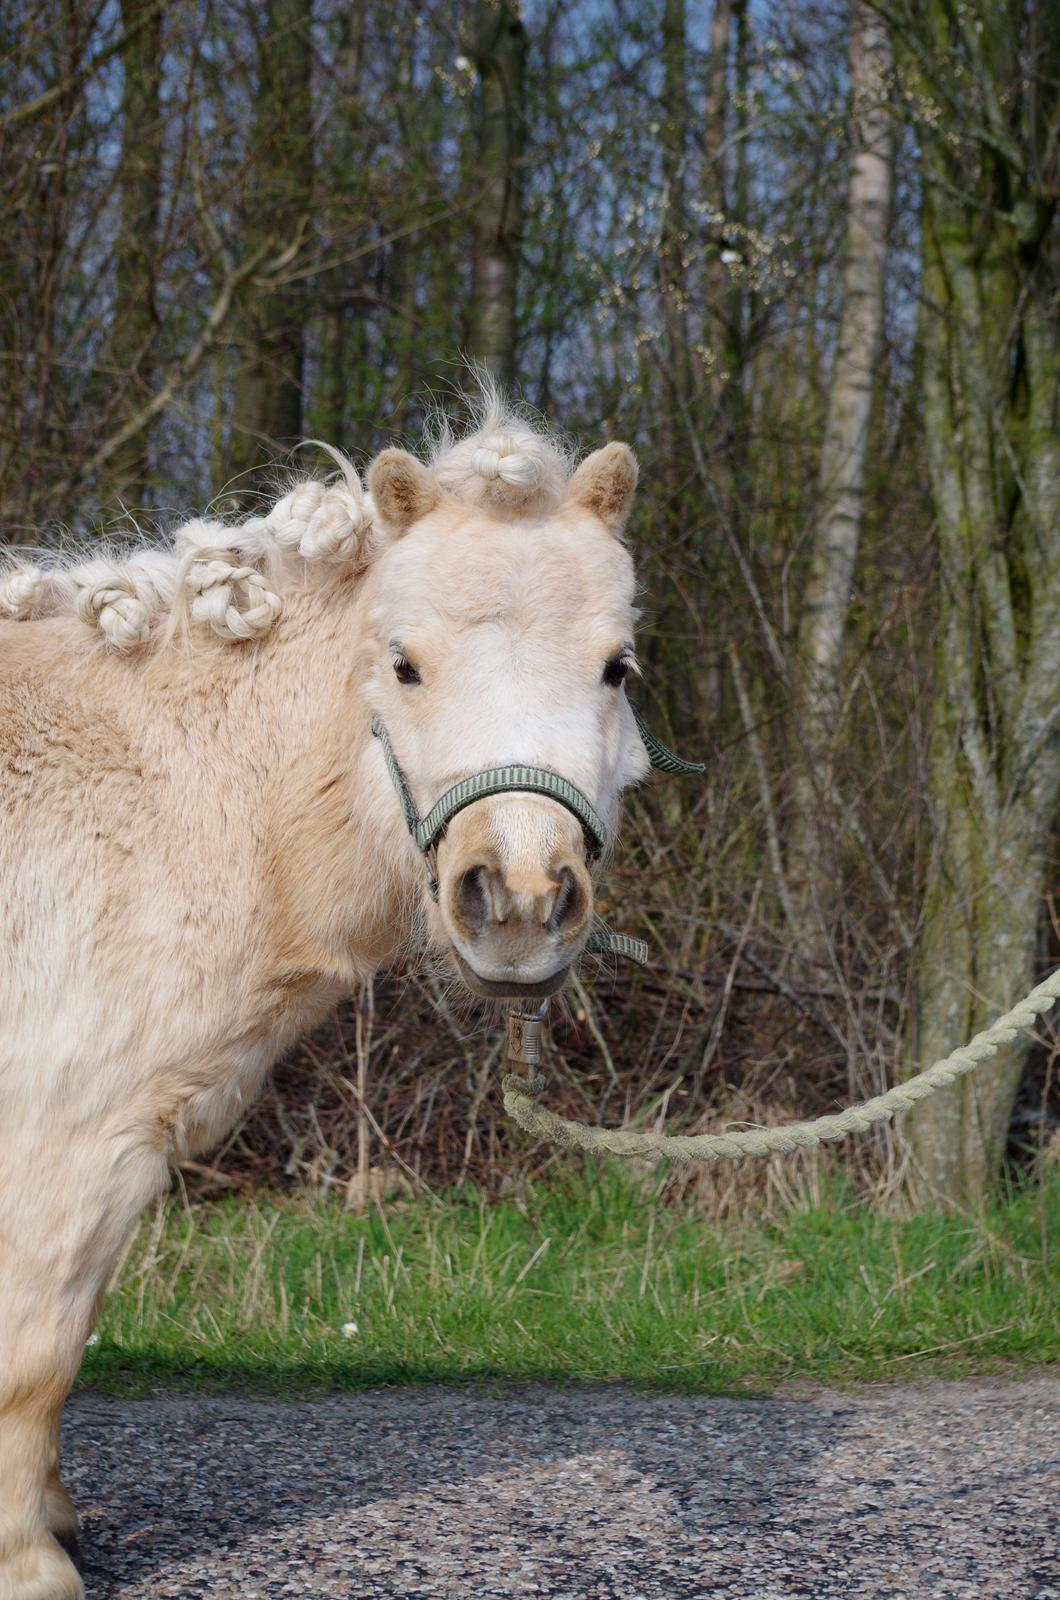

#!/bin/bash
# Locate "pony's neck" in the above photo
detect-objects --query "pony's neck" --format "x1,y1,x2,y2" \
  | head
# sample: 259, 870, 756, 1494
241, 580, 422, 1011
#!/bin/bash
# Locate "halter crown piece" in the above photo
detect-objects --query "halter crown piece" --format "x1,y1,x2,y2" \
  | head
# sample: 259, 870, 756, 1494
371, 702, 705, 965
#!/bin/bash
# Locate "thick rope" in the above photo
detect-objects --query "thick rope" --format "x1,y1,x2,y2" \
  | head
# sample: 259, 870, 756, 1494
502, 964, 1060, 1164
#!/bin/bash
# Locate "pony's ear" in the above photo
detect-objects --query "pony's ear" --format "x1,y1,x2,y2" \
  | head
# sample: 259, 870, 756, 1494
367, 449, 440, 535
566, 443, 638, 534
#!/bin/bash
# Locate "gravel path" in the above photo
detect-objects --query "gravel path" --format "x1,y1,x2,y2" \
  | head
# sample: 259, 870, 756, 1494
64, 1375, 1058, 1599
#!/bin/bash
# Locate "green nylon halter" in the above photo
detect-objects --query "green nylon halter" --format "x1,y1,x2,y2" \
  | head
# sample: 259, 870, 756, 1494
371, 706, 704, 964
629, 704, 707, 776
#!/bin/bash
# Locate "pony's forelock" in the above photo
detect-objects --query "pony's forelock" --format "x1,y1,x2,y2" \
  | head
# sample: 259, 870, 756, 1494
426, 373, 574, 517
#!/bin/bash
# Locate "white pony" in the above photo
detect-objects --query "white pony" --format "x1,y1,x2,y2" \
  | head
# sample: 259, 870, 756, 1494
0, 391, 648, 1598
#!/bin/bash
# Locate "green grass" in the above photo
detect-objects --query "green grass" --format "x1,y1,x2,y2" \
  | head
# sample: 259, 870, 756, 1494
80, 1169, 1060, 1396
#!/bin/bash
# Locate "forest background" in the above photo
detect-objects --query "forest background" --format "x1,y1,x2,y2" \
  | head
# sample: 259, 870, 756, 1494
3, 0, 1059, 1213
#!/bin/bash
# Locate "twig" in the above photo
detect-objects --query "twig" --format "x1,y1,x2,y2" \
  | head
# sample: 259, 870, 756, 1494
570, 969, 619, 1089
1, 1, 166, 131
715, 923, 851, 1056
52, 230, 306, 500
348, 983, 373, 1210
700, 881, 760, 1078
643, 965, 900, 1005
176, 1159, 242, 1190
729, 642, 798, 933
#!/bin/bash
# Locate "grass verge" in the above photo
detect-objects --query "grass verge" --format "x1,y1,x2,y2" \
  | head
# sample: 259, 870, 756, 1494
81, 1168, 1060, 1396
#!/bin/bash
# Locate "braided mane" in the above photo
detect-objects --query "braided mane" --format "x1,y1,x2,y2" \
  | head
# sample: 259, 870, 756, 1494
0, 388, 572, 654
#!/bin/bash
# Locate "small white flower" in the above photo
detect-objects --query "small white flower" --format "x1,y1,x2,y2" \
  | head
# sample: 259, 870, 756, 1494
454, 54, 472, 72
86, 1333, 100, 1347
721, 249, 740, 265
341, 1320, 359, 1338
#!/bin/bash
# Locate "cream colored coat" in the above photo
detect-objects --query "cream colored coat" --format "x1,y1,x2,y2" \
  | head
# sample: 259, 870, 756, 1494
0, 400, 646, 1599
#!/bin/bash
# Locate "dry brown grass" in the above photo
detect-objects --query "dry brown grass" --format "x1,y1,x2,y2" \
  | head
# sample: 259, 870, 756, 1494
187, 768, 944, 1211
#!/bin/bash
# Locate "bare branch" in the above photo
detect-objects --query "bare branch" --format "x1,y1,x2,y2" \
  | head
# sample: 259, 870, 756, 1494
1, 0, 166, 132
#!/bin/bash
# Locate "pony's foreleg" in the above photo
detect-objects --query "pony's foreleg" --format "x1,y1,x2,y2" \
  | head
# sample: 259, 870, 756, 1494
45, 1396, 81, 1551
0, 1372, 82, 1600
0, 1143, 166, 1600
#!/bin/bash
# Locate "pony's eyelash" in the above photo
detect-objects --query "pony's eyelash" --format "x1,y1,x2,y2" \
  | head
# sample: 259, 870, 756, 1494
603, 648, 639, 687
392, 652, 421, 685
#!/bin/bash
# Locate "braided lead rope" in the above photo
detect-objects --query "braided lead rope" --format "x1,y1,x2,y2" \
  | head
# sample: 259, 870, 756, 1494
502, 964, 1060, 1164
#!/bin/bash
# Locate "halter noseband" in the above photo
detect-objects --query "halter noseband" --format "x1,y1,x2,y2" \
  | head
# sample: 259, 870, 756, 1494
371, 705, 705, 963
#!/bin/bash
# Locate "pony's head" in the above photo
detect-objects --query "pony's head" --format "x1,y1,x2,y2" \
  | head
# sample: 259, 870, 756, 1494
362, 420, 648, 999
0, 383, 651, 1001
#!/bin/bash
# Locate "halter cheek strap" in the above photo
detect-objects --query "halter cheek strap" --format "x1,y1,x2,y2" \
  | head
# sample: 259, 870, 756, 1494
371, 706, 705, 963
629, 704, 707, 775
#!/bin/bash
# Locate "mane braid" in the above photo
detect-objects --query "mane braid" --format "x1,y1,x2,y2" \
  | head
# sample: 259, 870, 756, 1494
0, 463, 374, 654
0, 384, 581, 653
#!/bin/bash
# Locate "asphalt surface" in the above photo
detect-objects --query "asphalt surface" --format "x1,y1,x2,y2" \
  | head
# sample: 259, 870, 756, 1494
63, 1375, 1058, 1599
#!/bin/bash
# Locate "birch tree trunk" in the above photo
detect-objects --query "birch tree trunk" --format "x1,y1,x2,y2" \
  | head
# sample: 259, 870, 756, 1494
788, 1, 894, 950
702, 0, 731, 398
686, 0, 732, 729
651, 0, 701, 722
902, 0, 1060, 1204
467, 0, 526, 385
228, 0, 312, 483
105, 0, 163, 503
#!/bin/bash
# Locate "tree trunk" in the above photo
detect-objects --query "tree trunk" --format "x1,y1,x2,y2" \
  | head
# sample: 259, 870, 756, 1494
702, 0, 731, 402
662, 0, 731, 735
227, 0, 312, 485
902, 0, 1060, 1204
467, 0, 526, 385
649, 0, 703, 728
788, 1, 894, 949
307, 3, 368, 447
723, 0, 751, 519
106, 0, 163, 505
659, 0, 691, 411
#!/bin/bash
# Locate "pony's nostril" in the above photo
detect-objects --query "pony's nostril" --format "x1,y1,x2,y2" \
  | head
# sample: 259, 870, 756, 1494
455, 864, 491, 934
452, 857, 586, 941
547, 866, 586, 934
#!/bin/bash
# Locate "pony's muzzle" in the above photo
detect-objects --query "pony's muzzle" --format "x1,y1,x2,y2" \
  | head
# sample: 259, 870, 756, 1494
438, 806, 593, 997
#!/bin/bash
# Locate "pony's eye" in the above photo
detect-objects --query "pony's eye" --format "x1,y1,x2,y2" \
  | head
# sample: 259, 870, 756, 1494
393, 655, 421, 686
603, 652, 632, 688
